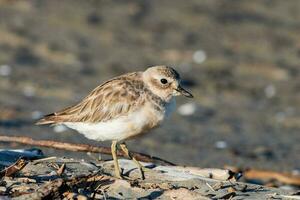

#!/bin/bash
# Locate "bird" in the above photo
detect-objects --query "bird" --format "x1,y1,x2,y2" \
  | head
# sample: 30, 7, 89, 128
36, 65, 193, 179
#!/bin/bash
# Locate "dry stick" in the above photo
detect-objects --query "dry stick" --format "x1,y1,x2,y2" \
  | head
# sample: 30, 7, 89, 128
0, 135, 175, 166
244, 169, 300, 186
226, 166, 300, 186
0, 158, 27, 177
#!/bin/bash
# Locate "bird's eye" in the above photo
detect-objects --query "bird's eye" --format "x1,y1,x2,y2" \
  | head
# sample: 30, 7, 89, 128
160, 78, 168, 84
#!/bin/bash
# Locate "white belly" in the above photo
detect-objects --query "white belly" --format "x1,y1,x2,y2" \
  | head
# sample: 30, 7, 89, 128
63, 98, 176, 142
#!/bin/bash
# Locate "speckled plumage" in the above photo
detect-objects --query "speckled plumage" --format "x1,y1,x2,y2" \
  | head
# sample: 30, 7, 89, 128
37, 65, 192, 142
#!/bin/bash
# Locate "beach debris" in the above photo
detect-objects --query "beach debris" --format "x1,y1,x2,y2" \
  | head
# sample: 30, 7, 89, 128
0, 158, 27, 178
0, 135, 175, 166
56, 163, 66, 176
226, 166, 300, 186
0, 148, 297, 199
174, 166, 235, 181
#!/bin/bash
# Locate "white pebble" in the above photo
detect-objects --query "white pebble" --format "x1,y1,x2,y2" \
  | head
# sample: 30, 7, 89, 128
23, 85, 36, 97
292, 169, 300, 176
31, 110, 43, 120
264, 84, 276, 98
53, 125, 68, 133
193, 50, 207, 64
0, 65, 12, 76
215, 141, 228, 149
177, 103, 196, 116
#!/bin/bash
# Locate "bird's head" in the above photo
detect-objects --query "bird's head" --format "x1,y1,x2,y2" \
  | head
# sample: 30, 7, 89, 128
143, 65, 193, 101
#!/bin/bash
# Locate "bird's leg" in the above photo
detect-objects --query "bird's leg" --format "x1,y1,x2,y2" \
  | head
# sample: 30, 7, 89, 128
111, 140, 122, 179
119, 142, 146, 179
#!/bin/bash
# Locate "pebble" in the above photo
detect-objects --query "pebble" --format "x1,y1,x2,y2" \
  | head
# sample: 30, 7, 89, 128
292, 169, 300, 176
53, 125, 68, 133
23, 85, 36, 97
264, 84, 276, 98
214, 141, 228, 149
0, 65, 12, 76
193, 50, 206, 64
177, 103, 197, 116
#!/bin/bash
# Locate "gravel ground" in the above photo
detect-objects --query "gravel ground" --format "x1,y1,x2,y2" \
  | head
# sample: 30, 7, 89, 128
0, 150, 296, 199
0, 0, 299, 173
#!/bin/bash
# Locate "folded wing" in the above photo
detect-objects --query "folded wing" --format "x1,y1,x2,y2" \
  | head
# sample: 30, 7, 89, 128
36, 74, 143, 125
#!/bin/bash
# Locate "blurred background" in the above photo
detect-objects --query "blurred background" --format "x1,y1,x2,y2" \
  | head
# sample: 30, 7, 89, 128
0, 0, 299, 172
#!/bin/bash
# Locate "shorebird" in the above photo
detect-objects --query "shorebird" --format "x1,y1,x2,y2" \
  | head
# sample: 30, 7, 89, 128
36, 65, 193, 179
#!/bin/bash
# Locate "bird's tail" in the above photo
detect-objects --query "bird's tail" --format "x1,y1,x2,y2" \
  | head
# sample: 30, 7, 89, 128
35, 113, 60, 125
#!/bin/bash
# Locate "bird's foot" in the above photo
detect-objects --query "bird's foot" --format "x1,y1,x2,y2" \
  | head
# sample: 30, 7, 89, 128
134, 161, 150, 180
114, 168, 124, 179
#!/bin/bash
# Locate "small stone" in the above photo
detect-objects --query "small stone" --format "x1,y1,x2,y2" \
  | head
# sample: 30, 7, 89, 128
292, 169, 300, 176
23, 85, 36, 97
193, 50, 206, 64
178, 103, 196, 116
264, 84, 276, 98
0, 65, 12, 76
215, 141, 227, 149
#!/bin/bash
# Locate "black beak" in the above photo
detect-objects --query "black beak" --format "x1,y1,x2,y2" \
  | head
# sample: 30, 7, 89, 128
176, 85, 193, 98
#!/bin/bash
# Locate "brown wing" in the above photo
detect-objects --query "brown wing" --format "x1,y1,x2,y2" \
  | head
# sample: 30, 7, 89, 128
36, 73, 144, 125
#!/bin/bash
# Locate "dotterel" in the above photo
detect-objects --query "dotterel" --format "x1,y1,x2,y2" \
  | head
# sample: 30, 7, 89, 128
37, 65, 193, 179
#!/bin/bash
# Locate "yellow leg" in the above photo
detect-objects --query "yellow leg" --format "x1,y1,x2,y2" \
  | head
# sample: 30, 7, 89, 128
111, 141, 122, 179
119, 143, 146, 179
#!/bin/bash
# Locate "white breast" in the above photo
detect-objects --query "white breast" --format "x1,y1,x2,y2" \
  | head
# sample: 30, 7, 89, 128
63, 98, 176, 142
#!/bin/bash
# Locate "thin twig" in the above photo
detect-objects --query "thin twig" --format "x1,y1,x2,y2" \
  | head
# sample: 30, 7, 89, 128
0, 135, 175, 166
206, 182, 216, 192
32, 156, 57, 165
56, 163, 66, 176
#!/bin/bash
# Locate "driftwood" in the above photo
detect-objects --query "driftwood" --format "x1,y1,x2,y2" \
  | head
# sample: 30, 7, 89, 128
174, 166, 235, 181
0, 135, 175, 166
1, 135, 300, 189
0, 158, 27, 178
226, 166, 300, 186
244, 169, 300, 186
